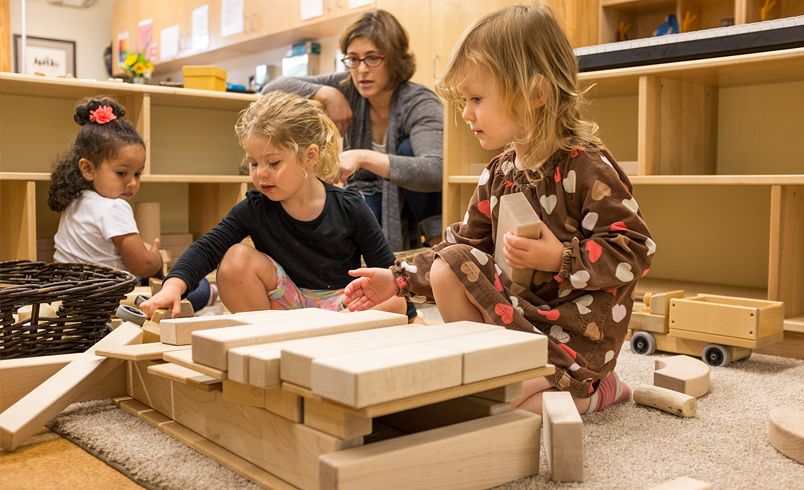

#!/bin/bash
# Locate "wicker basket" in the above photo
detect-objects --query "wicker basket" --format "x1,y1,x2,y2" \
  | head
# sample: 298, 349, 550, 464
0, 261, 137, 359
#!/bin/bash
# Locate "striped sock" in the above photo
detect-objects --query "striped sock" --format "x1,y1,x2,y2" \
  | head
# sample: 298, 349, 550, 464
585, 372, 631, 414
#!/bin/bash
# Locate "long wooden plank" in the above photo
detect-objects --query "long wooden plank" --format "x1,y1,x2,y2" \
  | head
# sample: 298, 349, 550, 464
193, 310, 407, 370
162, 349, 227, 380
423, 329, 548, 383
311, 343, 464, 408
280, 321, 499, 388
0, 323, 143, 450
147, 362, 221, 391
96, 342, 189, 361
319, 410, 541, 490
1, 354, 127, 411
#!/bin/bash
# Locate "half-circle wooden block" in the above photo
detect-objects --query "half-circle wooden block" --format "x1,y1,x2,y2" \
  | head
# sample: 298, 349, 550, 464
769, 407, 804, 464
654, 355, 710, 398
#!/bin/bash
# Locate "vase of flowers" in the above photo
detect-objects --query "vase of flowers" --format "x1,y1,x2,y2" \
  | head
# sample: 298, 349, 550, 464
120, 51, 154, 84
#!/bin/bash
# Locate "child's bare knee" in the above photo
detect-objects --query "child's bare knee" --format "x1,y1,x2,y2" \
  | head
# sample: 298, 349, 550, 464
218, 244, 254, 279
430, 258, 457, 293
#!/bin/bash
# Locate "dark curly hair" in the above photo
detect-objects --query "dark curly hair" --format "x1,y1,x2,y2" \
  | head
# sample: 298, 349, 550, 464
339, 10, 415, 93
47, 96, 145, 212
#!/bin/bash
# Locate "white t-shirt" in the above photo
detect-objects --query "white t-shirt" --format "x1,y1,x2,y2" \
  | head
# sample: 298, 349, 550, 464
54, 189, 139, 271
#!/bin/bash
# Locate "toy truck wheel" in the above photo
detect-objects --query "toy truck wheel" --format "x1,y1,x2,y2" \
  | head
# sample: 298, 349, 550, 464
116, 304, 147, 326
702, 344, 731, 367
630, 331, 656, 355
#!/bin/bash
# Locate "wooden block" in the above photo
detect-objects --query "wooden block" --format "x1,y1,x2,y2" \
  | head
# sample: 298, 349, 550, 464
162, 349, 227, 380
141, 320, 161, 343
542, 391, 584, 482
134, 201, 161, 244
650, 476, 713, 489
304, 398, 373, 440
246, 348, 283, 389
263, 387, 303, 422
0, 323, 142, 450
129, 360, 175, 417
160, 314, 249, 345
147, 362, 221, 391
644, 290, 685, 316
378, 396, 511, 434
633, 385, 697, 417
494, 192, 542, 287
629, 311, 668, 333
148, 277, 163, 296
311, 343, 463, 408
1, 353, 82, 412
319, 410, 541, 490
423, 328, 548, 383
96, 342, 189, 361
193, 309, 407, 370
653, 355, 710, 398
474, 382, 524, 402
222, 379, 265, 407
280, 321, 499, 388
769, 407, 804, 464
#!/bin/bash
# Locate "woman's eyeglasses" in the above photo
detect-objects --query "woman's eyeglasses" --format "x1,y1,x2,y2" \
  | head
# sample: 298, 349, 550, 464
340, 54, 385, 69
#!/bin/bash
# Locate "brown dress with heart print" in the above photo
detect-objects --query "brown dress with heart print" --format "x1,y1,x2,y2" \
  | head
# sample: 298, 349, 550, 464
392, 148, 655, 398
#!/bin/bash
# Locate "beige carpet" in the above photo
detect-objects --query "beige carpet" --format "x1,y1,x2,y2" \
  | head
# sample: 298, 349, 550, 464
42, 344, 803, 490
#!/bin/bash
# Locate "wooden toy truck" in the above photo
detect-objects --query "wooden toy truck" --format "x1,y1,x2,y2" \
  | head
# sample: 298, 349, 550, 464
628, 290, 784, 366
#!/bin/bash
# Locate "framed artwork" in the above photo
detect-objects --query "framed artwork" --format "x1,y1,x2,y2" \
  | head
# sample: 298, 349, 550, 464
13, 35, 77, 76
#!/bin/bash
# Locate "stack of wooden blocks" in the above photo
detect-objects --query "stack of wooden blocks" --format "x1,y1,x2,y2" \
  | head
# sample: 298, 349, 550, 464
87, 308, 556, 489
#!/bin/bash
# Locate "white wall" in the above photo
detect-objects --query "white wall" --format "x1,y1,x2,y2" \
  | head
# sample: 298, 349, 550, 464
9, 0, 115, 80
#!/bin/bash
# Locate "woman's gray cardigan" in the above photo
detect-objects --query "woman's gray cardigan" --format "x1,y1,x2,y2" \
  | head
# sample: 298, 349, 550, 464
262, 72, 443, 251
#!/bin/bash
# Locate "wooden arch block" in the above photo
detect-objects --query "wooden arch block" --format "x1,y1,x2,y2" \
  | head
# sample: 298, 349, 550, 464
654, 355, 710, 398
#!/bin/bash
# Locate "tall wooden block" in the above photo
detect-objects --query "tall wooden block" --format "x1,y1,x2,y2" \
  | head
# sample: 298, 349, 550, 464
311, 343, 463, 408
319, 410, 541, 490
192, 310, 407, 370
134, 201, 161, 244
542, 391, 584, 482
494, 192, 542, 287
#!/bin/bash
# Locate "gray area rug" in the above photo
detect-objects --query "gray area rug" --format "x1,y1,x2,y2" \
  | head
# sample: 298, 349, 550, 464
49, 346, 804, 489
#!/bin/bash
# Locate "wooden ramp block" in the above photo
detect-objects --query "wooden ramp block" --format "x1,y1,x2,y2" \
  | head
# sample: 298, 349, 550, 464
378, 395, 511, 434
97, 342, 189, 361
193, 309, 407, 371
542, 391, 584, 482
633, 385, 697, 417
281, 321, 499, 388
654, 355, 710, 398
319, 410, 541, 490
423, 329, 548, 383
311, 343, 463, 408
0, 323, 142, 451
147, 362, 221, 391
650, 476, 713, 489
162, 349, 227, 380
494, 192, 542, 287
769, 407, 804, 464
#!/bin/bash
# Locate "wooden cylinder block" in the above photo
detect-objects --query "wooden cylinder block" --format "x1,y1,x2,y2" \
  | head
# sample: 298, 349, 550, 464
769, 407, 804, 464
633, 384, 697, 417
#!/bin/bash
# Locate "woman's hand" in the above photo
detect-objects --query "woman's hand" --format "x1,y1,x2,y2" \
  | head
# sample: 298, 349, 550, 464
503, 222, 564, 272
343, 267, 398, 311
314, 86, 352, 135
334, 149, 362, 185
139, 277, 188, 319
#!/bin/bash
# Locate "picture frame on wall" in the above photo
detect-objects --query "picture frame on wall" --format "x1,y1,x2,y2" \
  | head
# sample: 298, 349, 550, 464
13, 35, 77, 77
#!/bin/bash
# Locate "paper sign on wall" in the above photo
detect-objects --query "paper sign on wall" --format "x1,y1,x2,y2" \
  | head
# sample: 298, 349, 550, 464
348, 0, 374, 8
160, 25, 180, 60
192, 4, 210, 51
137, 19, 153, 52
299, 0, 323, 21
221, 0, 244, 37
117, 31, 129, 61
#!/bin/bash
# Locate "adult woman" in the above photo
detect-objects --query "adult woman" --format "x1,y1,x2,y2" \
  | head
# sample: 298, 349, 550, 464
262, 10, 443, 251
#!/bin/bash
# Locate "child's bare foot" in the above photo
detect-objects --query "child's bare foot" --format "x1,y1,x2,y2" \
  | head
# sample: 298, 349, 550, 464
585, 372, 631, 414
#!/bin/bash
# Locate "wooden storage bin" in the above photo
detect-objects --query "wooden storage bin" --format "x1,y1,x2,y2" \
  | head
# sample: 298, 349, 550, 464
182, 66, 227, 92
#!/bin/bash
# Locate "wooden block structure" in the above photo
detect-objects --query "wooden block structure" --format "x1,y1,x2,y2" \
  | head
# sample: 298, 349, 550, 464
134, 201, 161, 244
494, 192, 542, 287
653, 355, 710, 398
116, 308, 554, 488
768, 407, 804, 464
542, 391, 584, 482
0, 322, 142, 450
633, 385, 697, 418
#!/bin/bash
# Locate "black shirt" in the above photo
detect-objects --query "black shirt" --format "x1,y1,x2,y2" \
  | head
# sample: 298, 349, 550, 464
167, 182, 396, 293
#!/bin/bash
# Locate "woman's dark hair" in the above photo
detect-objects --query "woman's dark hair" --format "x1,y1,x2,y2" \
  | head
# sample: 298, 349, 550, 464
339, 9, 415, 91
48, 96, 145, 212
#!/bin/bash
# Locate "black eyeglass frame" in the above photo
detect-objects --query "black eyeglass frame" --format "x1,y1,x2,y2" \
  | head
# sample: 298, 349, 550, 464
340, 54, 386, 69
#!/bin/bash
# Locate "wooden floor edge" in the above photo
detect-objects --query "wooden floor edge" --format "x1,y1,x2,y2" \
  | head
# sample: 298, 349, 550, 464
113, 397, 298, 490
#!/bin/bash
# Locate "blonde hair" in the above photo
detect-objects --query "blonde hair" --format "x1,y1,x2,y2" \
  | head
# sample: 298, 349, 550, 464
234, 91, 341, 180
436, 2, 602, 177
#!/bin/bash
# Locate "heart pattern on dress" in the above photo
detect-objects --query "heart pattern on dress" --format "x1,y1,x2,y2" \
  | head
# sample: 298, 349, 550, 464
536, 307, 560, 321
460, 261, 480, 282
582, 212, 598, 231
585, 240, 603, 263
574, 294, 593, 314
470, 248, 489, 265
401, 261, 417, 273
477, 199, 491, 218
539, 194, 557, 214
604, 350, 615, 364
563, 170, 577, 193
478, 168, 490, 186
445, 227, 456, 243
622, 197, 639, 213
490, 195, 498, 213
495, 303, 514, 324
612, 304, 627, 322
615, 262, 634, 282
591, 180, 611, 200
550, 325, 570, 343
570, 270, 590, 289
646, 237, 656, 255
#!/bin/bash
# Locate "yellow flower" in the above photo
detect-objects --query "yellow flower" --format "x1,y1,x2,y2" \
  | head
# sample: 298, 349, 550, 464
134, 63, 146, 74
125, 53, 138, 67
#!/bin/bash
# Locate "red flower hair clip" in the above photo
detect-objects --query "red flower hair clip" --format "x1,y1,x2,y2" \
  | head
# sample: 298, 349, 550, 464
89, 105, 117, 124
